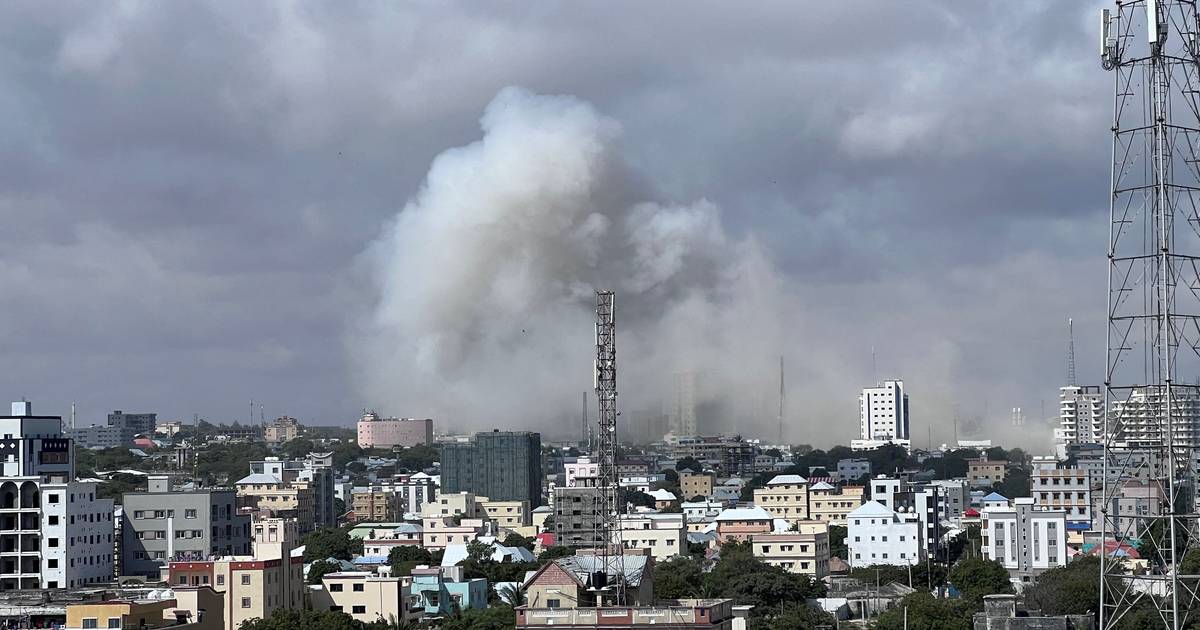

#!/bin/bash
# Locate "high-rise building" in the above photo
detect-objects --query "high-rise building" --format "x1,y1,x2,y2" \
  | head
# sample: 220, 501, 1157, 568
859, 380, 909, 442
1110, 387, 1200, 451
1053, 386, 1104, 454
440, 431, 542, 508
670, 372, 699, 436
121, 475, 251, 578
0, 401, 115, 590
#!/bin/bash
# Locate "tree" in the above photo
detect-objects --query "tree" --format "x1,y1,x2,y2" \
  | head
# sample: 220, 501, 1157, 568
388, 545, 433, 577
622, 490, 656, 509
829, 525, 848, 559
537, 546, 573, 563
991, 467, 1031, 499
654, 556, 704, 599
307, 559, 341, 584
874, 592, 974, 630
496, 582, 526, 606
239, 609, 366, 630
437, 603, 516, 630
663, 468, 679, 484
502, 533, 533, 549
302, 527, 362, 562
762, 604, 836, 629
281, 438, 317, 459
948, 557, 1012, 601
1024, 556, 1099, 617
675, 456, 702, 473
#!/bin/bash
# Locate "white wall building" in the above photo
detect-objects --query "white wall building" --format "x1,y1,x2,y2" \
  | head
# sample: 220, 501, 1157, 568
846, 501, 922, 567
1053, 386, 1105, 458
616, 513, 686, 561
563, 458, 600, 488
981, 497, 1067, 583
859, 379, 909, 442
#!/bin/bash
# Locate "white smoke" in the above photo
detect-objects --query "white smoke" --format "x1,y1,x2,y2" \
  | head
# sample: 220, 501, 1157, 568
350, 87, 804, 439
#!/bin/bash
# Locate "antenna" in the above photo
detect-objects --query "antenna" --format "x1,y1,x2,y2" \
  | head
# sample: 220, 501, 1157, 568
70, 402, 76, 431
871, 346, 877, 385
593, 290, 624, 605
581, 391, 589, 449
1067, 318, 1077, 387
778, 356, 785, 444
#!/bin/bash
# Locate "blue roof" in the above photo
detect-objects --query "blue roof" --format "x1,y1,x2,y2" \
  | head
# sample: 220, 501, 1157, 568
1066, 521, 1091, 531
352, 555, 390, 565
982, 492, 1009, 502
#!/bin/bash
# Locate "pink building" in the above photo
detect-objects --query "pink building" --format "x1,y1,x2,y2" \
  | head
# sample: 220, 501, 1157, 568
356, 412, 433, 449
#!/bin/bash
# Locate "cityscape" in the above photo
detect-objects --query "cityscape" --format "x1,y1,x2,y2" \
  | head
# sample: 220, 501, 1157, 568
3, 1, 1198, 630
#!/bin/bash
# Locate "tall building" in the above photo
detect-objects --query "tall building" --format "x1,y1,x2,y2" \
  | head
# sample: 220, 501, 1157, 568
670, 371, 700, 436
859, 380, 909, 442
121, 475, 251, 577
441, 431, 542, 508
981, 497, 1066, 583
1053, 386, 1104, 455
235, 455, 336, 533
356, 412, 433, 449
0, 401, 116, 590
1110, 387, 1200, 450
68, 410, 158, 449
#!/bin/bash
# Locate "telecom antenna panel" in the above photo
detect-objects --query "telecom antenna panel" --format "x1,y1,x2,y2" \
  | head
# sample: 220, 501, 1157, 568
592, 290, 624, 604
1101, 2, 1200, 628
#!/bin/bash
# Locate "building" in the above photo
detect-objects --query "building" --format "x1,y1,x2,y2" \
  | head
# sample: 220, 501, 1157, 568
351, 485, 399, 522
1110, 386, 1200, 450
666, 435, 756, 477
409, 565, 487, 617
477, 497, 530, 530
516, 599, 743, 630
360, 523, 422, 556
68, 410, 158, 449
713, 507, 774, 543
981, 497, 1066, 583
679, 472, 715, 500
670, 371, 702, 436
65, 592, 223, 630
441, 431, 543, 508
1031, 458, 1091, 526
356, 412, 433, 449
563, 458, 601, 488
1053, 386, 1105, 456
846, 501, 922, 567
263, 416, 302, 445
421, 491, 479, 519
420, 517, 492, 550
121, 475, 250, 577
836, 459, 871, 483
968, 458, 1007, 488
522, 554, 654, 608
396, 472, 438, 517
859, 380, 909, 442
167, 518, 304, 630
0, 400, 116, 590
235, 454, 336, 533
1098, 480, 1165, 538
808, 483, 865, 526
553, 484, 604, 548
311, 571, 413, 625
973, 594, 1095, 630
752, 474, 809, 524
751, 521, 830, 578
616, 513, 686, 561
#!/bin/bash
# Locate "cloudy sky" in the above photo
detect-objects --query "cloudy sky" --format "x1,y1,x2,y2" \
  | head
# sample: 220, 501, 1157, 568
0, 1, 1108, 449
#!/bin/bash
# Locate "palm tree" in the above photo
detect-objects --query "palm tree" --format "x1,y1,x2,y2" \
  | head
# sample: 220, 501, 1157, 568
497, 582, 527, 606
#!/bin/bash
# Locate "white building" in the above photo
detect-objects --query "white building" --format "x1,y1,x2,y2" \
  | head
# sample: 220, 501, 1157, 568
1053, 386, 1105, 458
846, 501, 922, 567
563, 457, 600, 488
616, 513, 686, 561
0, 401, 115, 590
1111, 387, 1200, 451
981, 497, 1067, 583
397, 473, 438, 518
859, 379, 909, 442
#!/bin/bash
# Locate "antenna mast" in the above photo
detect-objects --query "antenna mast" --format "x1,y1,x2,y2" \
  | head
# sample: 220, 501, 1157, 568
593, 290, 624, 604
581, 391, 589, 449
1100, 3, 1200, 627
778, 356, 785, 444
1067, 318, 1077, 387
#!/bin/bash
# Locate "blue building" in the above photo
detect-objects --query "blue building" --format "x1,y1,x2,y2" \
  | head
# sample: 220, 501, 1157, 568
409, 565, 487, 616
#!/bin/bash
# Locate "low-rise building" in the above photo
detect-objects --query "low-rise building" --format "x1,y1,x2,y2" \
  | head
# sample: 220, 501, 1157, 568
846, 501, 922, 567
516, 599, 742, 629
616, 513, 686, 561
752, 474, 809, 524
808, 483, 864, 526
360, 523, 423, 557
421, 517, 492, 550
751, 521, 830, 578
1032, 458, 1092, 526
981, 497, 1066, 583
968, 458, 1008, 488
679, 472, 716, 500
263, 416, 302, 445
351, 485, 399, 522
311, 571, 413, 625
65, 590, 224, 630
522, 554, 654, 608
477, 497, 530, 530
356, 412, 433, 449
409, 565, 487, 617
713, 507, 773, 543
836, 459, 871, 483
553, 484, 605, 548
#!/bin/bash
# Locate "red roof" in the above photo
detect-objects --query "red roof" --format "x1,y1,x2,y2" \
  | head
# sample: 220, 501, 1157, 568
536, 532, 556, 547
963, 508, 980, 517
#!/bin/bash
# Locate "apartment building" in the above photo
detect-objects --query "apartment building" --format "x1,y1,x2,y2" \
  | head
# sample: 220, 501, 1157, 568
553, 484, 605, 548
311, 571, 413, 625
396, 472, 437, 517
859, 380, 909, 441
442, 431, 543, 507
713, 507, 774, 543
420, 517, 492, 550
968, 458, 1007, 488
263, 416, 302, 446
0, 401, 116, 590
563, 458, 600, 488
808, 483, 864, 526
361, 523, 422, 557
351, 485, 399, 522
846, 501, 922, 567
1031, 458, 1091, 526
751, 521, 830, 578
167, 518, 304, 629
982, 497, 1067, 583
616, 513, 686, 561
1053, 386, 1104, 457
477, 497, 530, 530
665, 435, 756, 477
836, 459, 871, 483
121, 476, 250, 577
679, 472, 715, 500
752, 475, 809, 523
68, 410, 157, 449
410, 565, 488, 617
235, 455, 336, 533
356, 412, 433, 449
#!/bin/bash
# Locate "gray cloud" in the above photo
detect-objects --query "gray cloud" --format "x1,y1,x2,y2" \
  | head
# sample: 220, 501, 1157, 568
0, 1, 1106, 449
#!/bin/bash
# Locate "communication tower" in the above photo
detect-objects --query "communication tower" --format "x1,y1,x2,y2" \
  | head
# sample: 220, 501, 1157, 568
1101, 2, 1200, 627
591, 290, 625, 603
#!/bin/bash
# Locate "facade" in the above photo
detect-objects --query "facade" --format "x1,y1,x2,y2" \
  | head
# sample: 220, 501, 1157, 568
516, 599, 740, 629
981, 497, 1067, 583
522, 554, 654, 609
420, 517, 491, 550
65, 596, 220, 630
713, 507, 773, 543
679, 472, 715, 500
397, 472, 437, 517
234, 454, 336, 533
1053, 386, 1105, 454
1110, 387, 1200, 450
356, 412, 433, 449
312, 571, 413, 625
846, 501, 922, 567
968, 459, 1007, 488
409, 565, 487, 616
351, 485, 399, 522
859, 379, 909, 441
69, 410, 157, 449
167, 518, 304, 630
0, 401, 117, 590
616, 513, 686, 561
752, 474, 809, 524
121, 475, 250, 577
263, 416, 302, 445
1031, 458, 1092, 526
808, 483, 865, 526
553, 485, 604, 548
563, 457, 600, 488
478, 497, 530, 529
751, 522, 830, 578
670, 371, 701, 436
441, 431, 543, 508
836, 459, 871, 483
666, 435, 756, 477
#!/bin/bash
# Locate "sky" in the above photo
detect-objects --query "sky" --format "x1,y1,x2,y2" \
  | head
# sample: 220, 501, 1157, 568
0, 1, 1109, 449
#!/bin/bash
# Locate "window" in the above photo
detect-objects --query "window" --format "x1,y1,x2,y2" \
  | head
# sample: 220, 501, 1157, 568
241, 574, 251, 585
353, 583, 364, 592
352, 606, 366, 614
241, 598, 251, 609
547, 598, 561, 609
217, 575, 225, 586
185, 509, 197, 519
48, 538, 59, 548
48, 515, 58, 525
47, 494, 59, 504
108, 619, 121, 629
81, 620, 98, 629
330, 583, 343, 592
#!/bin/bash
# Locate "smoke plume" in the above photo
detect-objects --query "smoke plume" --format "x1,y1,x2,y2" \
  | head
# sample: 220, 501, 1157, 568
351, 87, 806, 440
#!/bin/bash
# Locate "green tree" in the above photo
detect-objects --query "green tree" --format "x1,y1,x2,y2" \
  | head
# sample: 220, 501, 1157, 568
281, 438, 317, 459
437, 603, 516, 630
654, 556, 704, 599
622, 490, 656, 509
537, 546, 573, 563
502, 533, 533, 549
307, 559, 341, 584
874, 592, 974, 630
949, 557, 1012, 601
675, 456, 702, 473
302, 527, 363, 562
1024, 556, 1099, 617
239, 609, 366, 630
829, 525, 848, 559
762, 604, 836, 629
388, 545, 432, 577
